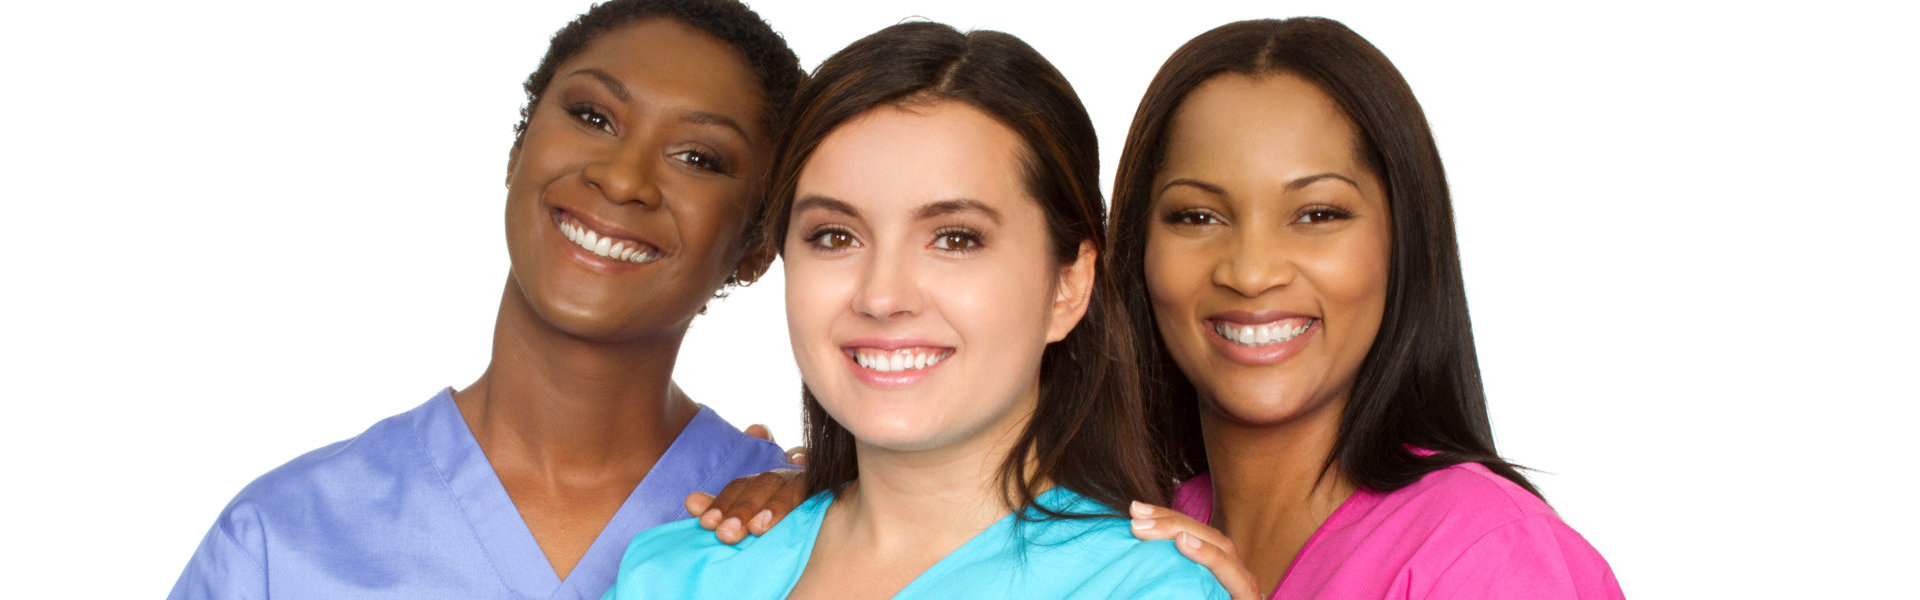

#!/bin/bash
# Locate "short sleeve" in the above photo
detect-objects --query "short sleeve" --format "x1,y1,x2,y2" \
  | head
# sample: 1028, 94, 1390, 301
1426, 514, 1624, 599
167, 508, 269, 600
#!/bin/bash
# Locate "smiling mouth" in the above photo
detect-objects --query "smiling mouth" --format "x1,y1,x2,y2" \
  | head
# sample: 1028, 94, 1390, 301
1212, 318, 1316, 347
555, 211, 662, 264
846, 347, 953, 373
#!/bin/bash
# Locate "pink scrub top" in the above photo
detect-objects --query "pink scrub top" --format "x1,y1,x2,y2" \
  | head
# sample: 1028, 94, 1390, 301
1173, 461, 1623, 599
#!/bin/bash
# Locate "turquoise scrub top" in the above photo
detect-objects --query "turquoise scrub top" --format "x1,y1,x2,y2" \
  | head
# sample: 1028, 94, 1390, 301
603, 487, 1228, 599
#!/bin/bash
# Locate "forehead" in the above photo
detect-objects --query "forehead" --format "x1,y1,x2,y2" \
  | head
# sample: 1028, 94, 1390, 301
554, 18, 766, 137
797, 101, 1032, 213
1162, 73, 1362, 179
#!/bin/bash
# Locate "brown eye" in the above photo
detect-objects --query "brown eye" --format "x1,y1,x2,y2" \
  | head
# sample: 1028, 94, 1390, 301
1164, 209, 1222, 226
567, 105, 614, 133
805, 228, 859, 251
932, 229, 982, 252
1294, 207, 1353, 224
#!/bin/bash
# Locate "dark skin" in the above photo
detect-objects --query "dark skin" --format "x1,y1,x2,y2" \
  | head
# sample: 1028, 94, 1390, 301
460, 18, 772, 580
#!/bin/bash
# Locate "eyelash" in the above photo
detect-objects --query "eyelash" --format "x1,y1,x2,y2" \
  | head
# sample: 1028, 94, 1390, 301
1160, 206, 1354, 226
1294, 206, 1354, 224
567, 103, 730, 175
802, 226, 860, 252
1163, 208, 1223, 226
931, 227, 984, 254
566, 103, 613, 134
671, 149, 728, 175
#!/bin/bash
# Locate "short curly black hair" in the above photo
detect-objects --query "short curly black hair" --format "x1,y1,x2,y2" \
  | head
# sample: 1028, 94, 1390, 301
511, 0, 803, 151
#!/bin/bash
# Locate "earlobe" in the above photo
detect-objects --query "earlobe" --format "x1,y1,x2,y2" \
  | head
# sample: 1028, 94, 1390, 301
731, 241, 777, 286
1045, 240, 1098, 343
505, 143, 522, 188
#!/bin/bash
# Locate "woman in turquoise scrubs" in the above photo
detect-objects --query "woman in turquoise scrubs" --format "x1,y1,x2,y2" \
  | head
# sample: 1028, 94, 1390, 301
168, 1, 803, 598
603, 21, 1226, 599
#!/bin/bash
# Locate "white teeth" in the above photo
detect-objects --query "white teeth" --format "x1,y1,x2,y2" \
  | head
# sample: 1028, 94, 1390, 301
1214, 319, 1313, 347
853, 349, 950, 373
559, 215, 660, 263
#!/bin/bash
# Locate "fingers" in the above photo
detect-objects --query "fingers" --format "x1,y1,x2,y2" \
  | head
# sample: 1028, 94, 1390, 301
744, 424, 774, 442
1129, 501, 1263, 600
699, 469, 809, 544
717, 470, 806, 534
684, 492, 715, 521
785, 446, 808, 467
1172, 532, 1265, 600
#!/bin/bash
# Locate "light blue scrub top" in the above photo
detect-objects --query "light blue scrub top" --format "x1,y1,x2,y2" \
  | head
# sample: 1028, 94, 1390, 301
169, 388, 790, 600
604, 487, 1229, 599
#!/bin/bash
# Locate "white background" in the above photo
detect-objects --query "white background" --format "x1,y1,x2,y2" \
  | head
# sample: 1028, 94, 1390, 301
2, 0, 1915, 597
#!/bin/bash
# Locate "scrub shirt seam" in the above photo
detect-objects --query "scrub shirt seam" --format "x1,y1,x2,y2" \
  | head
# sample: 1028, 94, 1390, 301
1427, 512, 1555, 586
408, 406, 522, 594
214, 517, 269, 581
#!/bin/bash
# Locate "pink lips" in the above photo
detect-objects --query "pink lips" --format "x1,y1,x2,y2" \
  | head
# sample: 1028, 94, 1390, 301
841, 338, 954, 388
1204, 311, 1317, 366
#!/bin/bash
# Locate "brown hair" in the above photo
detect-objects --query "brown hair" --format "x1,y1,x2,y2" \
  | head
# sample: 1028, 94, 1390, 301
766, 21, 1167, 514
1110, 17, 1539, 496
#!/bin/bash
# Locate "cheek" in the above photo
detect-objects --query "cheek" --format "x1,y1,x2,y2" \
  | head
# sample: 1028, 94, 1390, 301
1307, 231, 1392, 361
1143, 231, 1204, 340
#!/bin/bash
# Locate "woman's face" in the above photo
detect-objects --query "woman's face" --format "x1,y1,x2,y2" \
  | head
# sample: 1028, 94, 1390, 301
784, 101, 1093, 454
504, 18, 769, 342
1145, 73, 1391, 428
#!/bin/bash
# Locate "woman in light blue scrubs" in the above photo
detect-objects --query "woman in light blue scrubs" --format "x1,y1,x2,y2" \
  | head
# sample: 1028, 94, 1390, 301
167, 1, 804, 598
603, 22, 1228, 599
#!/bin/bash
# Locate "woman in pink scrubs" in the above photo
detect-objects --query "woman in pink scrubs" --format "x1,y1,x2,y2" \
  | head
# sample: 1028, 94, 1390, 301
1113, 17, 1623, 599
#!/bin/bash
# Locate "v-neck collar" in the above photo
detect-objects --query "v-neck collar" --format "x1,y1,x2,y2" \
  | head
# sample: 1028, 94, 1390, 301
773, 487, 1083, 598
412, 388, 751, 599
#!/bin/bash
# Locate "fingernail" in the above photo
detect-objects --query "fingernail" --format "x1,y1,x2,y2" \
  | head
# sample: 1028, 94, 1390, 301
1131, 518, 1152, 530
700, 509, 722, 528
1179, 532, 1201, 549
1129, 501, 1150, 517
751, 509, 772, 530
719, 517, 741, 534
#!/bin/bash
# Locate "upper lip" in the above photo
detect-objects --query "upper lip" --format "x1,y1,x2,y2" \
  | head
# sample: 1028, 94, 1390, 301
840, 337, 954, 351
1207, 310, 1316, 324
555, 206, 669, 256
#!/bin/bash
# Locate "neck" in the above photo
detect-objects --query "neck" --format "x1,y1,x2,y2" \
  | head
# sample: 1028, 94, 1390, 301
455, 279, 699, 479
830, 389, 1040, 559
1200, 392, 1356, 587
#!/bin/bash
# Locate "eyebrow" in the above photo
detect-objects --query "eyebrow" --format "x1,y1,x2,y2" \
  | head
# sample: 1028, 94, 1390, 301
563, 68, 752, 142
1158, 172, 1361, 195
680, 111, 751, 143
567, 68, 631, 103
793, 195, 861, 219
914, 199, 1003, 225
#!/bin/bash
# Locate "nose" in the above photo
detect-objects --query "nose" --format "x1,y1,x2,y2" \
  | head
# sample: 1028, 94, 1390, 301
851, 247, 921, 320
1213, 226, 1297, 297
580, 141, 663, 207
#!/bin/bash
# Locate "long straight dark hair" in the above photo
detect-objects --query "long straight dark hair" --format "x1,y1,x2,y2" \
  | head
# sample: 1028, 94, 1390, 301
1109, 17, 1539, 497
765, 22, 1167, 513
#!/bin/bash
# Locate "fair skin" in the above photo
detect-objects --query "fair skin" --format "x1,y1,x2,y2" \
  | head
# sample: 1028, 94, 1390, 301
1127, 72, 1392, 598
779, 100, 1095, 600
684, 73, 1391, 598
457, 18, 771, 579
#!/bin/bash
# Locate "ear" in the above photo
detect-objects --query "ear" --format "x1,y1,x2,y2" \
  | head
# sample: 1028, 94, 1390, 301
505, 142, 522, 188
731, 237, 777, 286
1044, 240, 1098, 343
